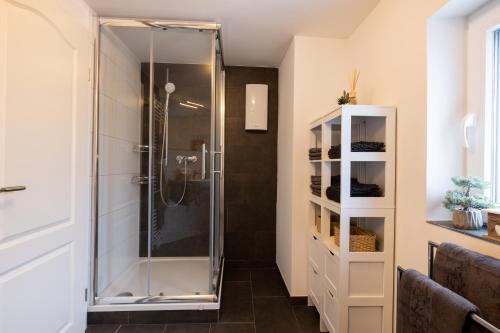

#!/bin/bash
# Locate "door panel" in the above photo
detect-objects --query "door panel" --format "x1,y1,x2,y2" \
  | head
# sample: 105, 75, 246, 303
0, 0, 91, 332
1, 1, 74, 241
0, 245, 73, 332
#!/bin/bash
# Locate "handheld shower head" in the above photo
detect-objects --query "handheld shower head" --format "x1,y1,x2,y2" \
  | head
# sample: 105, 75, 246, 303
165, 82, 176, 94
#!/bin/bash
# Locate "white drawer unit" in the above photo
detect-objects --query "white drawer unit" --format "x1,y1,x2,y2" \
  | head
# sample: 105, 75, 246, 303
308, 262, 323, 310
323, 285, 339, 333
324, 249, 339, 293
309, 233, 324, 274
307, 106, 396, 333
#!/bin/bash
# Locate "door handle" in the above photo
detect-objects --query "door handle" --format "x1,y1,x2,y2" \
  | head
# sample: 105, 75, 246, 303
201, 143, 207, 180
0, 186, 26, 193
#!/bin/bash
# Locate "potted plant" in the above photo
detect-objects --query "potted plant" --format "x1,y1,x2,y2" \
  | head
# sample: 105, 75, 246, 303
442, 176, 496, 229
337, 90, 350, 105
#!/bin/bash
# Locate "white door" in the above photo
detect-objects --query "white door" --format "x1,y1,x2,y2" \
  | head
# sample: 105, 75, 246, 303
0, 0, 92, 332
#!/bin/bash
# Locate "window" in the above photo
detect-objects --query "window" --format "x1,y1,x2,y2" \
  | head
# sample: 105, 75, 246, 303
491, 28, 500, 202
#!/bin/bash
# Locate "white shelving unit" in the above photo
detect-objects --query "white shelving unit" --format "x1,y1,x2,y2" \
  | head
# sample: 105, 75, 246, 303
307, 105, 396, 333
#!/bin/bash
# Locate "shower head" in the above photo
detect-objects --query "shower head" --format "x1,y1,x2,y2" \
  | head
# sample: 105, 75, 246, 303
165, 82, 176, 94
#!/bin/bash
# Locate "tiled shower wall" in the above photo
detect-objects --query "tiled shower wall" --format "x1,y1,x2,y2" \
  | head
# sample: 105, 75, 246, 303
138, 63, 212, 258
224, 66, 278, 267
97, 27, 142, 293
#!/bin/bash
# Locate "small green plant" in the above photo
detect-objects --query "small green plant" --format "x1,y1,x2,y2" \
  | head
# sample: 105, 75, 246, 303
337, 90, 350, 105
443, 176, 496, 211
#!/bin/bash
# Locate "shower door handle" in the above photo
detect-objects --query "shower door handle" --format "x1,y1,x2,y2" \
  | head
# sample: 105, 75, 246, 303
201, 143, 207, 180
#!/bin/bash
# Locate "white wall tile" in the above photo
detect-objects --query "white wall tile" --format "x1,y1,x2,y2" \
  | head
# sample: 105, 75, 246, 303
96, 26, 143, 294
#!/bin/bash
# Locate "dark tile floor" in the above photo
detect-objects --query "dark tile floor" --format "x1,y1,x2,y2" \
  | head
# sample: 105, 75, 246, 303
86, 267, 321, 333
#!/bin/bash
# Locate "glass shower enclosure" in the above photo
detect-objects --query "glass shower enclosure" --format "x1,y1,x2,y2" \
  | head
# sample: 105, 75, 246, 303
90, 18, 224, 306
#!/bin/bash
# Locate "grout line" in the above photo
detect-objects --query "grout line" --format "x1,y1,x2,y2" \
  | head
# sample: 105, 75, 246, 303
249, 270, 257, 330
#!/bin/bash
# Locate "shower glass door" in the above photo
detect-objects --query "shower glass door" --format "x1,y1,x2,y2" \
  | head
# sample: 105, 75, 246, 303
147, 28, 214, 298
93, 19, 224, 305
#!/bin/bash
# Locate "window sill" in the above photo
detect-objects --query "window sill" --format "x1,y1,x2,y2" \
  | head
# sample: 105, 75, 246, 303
426, 220, 500, 246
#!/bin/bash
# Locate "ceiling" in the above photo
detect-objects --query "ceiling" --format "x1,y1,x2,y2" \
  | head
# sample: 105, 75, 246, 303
86, 0, 380, 67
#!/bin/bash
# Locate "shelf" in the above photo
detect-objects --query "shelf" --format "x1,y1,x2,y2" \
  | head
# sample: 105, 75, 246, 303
427, 220, 500, 245
350, 152, 387, 162
309, 159, 322, 163
306, 105, 396, 333
323, 108, 342, 124
324, 199, 341, 212
309, 194, 322, 206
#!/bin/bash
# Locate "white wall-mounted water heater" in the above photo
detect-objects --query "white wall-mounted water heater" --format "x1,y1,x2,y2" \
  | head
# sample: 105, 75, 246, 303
245, 84, 268, 131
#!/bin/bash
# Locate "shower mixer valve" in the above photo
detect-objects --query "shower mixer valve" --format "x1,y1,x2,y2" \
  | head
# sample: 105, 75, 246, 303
176, 155, 198, 164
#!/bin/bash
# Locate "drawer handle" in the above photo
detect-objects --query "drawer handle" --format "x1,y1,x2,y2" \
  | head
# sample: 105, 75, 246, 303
328, 290, 334, 298
329, 250, 335, 256
313, 235, 317, 240
313, 268, 318, 275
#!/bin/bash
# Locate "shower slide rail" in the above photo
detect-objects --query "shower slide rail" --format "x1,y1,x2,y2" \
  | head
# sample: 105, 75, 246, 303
396, 241, 499, 333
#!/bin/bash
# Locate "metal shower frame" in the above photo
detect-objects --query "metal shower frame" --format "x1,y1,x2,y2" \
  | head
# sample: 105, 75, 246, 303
89, 17, 225, 306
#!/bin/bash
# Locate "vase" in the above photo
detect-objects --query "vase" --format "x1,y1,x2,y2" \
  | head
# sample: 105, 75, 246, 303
452, 209, 483, 230
348, 91, 357, 105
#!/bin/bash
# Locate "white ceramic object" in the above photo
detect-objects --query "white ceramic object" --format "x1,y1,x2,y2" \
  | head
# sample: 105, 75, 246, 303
452, 209, 483, 230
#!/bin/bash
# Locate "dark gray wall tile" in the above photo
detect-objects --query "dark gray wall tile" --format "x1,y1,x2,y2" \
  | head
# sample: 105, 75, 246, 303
224, 66, 278, 267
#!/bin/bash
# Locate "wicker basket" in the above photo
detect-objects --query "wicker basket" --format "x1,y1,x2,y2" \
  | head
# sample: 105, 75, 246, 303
334, 224, 376, 252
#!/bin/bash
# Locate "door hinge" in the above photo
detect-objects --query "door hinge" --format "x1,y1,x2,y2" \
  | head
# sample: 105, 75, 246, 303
84, 288, 88, 302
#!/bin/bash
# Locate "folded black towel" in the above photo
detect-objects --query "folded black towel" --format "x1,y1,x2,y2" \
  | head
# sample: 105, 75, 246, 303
311, 187, 321, 197
311, 176, 321, 185
328, 145, 341, 159
434, 243, 500, 328
310, 184, 321, 190
309, 156, 321, 161
326, 142, 385, 160
326, 175, 382, 200
331, 175, 341, 185
325, 187, 340, 202
397, 269, 480, 333
352, 141, 385, 152
309, 148, 321, 153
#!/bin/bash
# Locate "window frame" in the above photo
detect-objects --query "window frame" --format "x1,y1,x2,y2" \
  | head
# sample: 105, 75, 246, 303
490, 28, 500, 203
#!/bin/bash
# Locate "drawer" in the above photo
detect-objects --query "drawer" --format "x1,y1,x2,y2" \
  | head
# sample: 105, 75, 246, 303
309, 234, 324, 274
308, 263, 323, 311
323, 285, 339, 333
324, 249, 339, 293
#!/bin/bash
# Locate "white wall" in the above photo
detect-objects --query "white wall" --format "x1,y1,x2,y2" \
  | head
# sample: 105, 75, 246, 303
277, 36, 350, 296
347, 0, 500, 272
96, 27, 142, 293
426, 16, 467, 220
276, 39, 295, 292
277, 0, 500, 297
